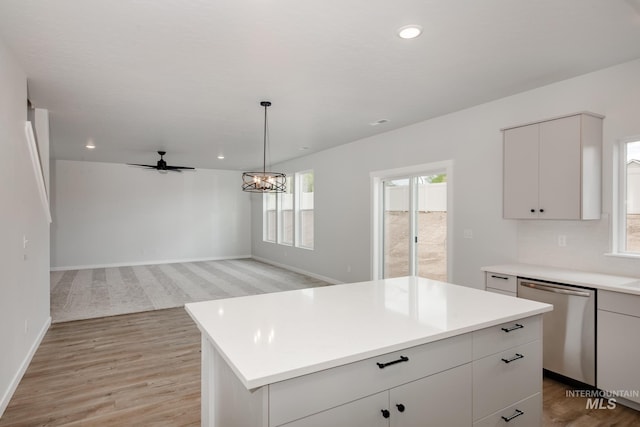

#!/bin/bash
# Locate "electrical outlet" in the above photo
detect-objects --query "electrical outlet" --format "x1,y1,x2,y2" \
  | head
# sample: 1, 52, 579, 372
558, 235, 567, 247
347, 265, 351, 273
463, 229, 473, 239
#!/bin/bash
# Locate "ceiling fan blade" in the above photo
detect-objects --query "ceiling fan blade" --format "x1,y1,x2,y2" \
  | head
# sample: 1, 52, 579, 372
127, 163, 158, 168
166, 165, 195, 170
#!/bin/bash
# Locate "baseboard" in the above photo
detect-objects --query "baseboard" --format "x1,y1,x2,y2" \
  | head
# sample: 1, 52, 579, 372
50, 255, 254, 271
251, 256, 342, 285
0, 316, 51, 417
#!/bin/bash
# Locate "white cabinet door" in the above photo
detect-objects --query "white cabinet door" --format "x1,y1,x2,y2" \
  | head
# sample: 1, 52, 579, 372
280, 391, 389, 427
503, 123, 539, 219
390, 364, 472, 427
597, 310, 640, 404
539, 115, 581, 219
503, 112, 602, 220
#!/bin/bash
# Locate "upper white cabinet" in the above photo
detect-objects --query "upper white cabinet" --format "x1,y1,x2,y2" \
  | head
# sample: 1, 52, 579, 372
503, 112, 603, 220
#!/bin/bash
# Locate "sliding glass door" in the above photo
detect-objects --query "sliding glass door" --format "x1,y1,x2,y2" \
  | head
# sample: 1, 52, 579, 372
382, 174, 447, 280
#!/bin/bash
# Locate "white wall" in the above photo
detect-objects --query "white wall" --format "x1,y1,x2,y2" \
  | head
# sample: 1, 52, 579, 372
0, 40, 51, 415
252, 58, 640, 286
51, 160, 251, 269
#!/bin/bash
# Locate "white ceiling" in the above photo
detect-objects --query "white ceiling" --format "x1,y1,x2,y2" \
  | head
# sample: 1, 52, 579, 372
1, 0, 640, 171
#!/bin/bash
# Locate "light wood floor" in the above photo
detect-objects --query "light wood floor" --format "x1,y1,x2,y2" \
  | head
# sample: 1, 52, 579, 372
0, 308, 200, 426
2, 308, 640, 426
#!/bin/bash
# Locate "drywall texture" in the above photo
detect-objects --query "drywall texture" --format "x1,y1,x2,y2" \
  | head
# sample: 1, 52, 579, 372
0, 40, 51, 415
51, 161, 251, 269
252, 58, 640, 286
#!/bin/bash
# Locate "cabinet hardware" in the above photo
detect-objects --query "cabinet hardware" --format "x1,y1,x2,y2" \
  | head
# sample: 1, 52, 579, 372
501, 409, 524, 422
381, 409, 390, 419
491, 275, 509, 280
530, 209, 536, 213
540, 208, 545, 213
376, 355, 409, 369
396, 403, 405, 412
501, 353, 524, 364
501, 323, 523, 333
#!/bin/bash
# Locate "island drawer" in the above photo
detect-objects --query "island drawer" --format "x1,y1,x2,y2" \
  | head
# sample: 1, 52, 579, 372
473, 314, 541, 359
269, 333, 472, 427
485, 272, 517, 293
472, 340, 542, 421
473, 392, 541, 427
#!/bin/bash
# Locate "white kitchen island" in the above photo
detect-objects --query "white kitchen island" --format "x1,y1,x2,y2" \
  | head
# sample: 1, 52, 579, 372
185, 276, 552, 427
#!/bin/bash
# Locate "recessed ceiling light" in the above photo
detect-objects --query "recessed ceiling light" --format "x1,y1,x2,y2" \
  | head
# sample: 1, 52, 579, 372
299, 146, 309, 151
85, 140, 96, 149
217, 155, 225, 160
370, 119, 389, 126
397, 25, 423, 39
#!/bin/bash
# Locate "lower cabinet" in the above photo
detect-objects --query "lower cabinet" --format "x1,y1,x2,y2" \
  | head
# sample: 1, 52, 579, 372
597, 291, 640, 406
282, 364, 472, 427
484, 272, 517, 297
280, 391, 389, 427
202, 314, 543, 427
473, 393, 541, 427
390, 363, 471, 427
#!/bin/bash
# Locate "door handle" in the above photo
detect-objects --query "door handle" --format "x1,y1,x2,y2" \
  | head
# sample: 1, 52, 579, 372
376, 355, 409, 369
501, 323, 524, 333
501, 409, 524, 422
501, 353, 524, 364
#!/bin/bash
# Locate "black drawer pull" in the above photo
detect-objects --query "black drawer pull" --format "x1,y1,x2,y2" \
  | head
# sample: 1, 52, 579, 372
501, 409, 524, 422
501, 323, 523, 333
376, 355, 409, 369
491, 275, 509, 280
381, 409, 390, 419
396, 403, 405, 412
501, 353, 524, 364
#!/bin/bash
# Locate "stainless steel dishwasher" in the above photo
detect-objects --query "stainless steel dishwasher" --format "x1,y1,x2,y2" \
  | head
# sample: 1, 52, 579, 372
517, 278, 596, 386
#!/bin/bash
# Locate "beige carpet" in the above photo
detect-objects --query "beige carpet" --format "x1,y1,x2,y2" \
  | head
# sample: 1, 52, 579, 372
50, 258, 329, 323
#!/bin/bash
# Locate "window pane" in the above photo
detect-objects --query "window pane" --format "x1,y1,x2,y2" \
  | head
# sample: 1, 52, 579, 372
264, 193, 277, 243
278, 176, 294, 245
383, 179, 410, 278
626, 141, 640, 253
297, 171, 314, 249
416, 174, 447, 281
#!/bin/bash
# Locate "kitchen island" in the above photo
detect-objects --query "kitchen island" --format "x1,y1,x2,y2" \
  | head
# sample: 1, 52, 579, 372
185, 276, 552, 427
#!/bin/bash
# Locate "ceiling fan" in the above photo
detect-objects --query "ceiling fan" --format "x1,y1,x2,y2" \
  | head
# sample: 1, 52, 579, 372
128, 151, 195, 172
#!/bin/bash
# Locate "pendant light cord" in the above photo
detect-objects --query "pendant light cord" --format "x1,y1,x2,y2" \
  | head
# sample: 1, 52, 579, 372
263, 103, 267, 175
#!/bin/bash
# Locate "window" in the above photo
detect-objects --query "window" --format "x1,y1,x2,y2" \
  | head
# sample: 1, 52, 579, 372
277, 176, 294, 245
263, 192, 276, 243
296, 171, 314, 249
618, 140, 640, 254
262, 170, 314, 250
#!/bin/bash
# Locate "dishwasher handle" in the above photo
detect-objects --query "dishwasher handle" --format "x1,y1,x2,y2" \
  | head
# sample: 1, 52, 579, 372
519, 281, 591, 297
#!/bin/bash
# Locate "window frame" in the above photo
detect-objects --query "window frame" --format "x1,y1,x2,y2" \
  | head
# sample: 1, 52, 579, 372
613, 138, 640, 256
295, 170, 314, 250
277, 175, 294, 246
262, 170, 314, 250
263, 192, 277, 243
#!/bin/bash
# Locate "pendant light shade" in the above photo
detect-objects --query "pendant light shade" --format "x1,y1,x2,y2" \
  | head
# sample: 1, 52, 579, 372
242, 101, 287, 193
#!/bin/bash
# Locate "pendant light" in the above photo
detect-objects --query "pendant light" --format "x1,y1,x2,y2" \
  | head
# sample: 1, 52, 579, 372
242, 101, 287, 193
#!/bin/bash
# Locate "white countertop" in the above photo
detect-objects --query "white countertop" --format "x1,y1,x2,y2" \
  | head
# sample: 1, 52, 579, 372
185, 276, 551, 390
481, 264, 640, 296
